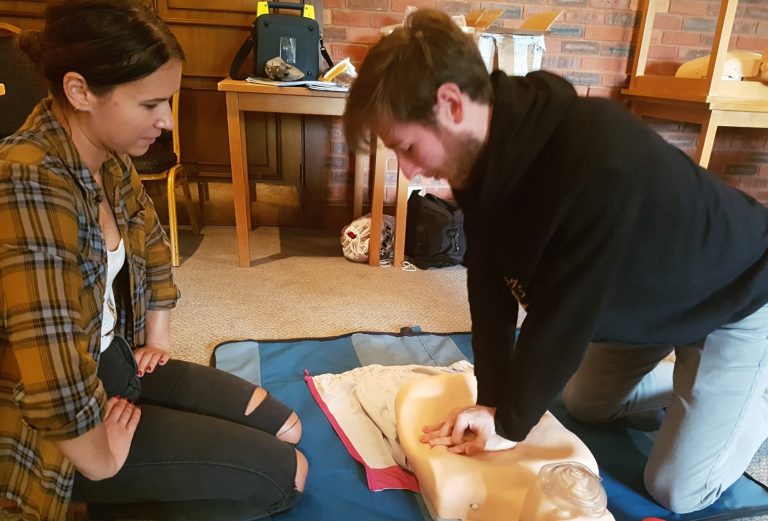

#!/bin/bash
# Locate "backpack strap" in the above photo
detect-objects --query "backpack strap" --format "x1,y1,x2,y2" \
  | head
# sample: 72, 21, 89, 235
320, 35, 334, 72
230, 17, 333, 80
229, 22, 257, 80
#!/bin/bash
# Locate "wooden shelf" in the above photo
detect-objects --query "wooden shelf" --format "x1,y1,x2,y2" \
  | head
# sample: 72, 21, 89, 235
621, 0, 768, 168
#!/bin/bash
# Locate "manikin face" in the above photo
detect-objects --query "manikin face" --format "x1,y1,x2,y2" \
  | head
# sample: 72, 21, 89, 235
85, 59, 183, 157
380, 119, 484, 191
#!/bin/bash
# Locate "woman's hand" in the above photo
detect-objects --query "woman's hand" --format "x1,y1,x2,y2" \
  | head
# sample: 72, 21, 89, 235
103, 396, 141, 474
419, 405, 517, 455
138, 309, 171, 376
56, 396, 141, 481
133, 345, 171, 376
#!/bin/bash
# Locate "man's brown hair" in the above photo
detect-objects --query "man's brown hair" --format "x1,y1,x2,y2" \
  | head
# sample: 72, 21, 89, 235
343, 9, 492, 152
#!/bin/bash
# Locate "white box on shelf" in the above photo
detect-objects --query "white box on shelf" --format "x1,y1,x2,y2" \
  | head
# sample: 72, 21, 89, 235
472, 10, 561, 76
476, 33, 546, 76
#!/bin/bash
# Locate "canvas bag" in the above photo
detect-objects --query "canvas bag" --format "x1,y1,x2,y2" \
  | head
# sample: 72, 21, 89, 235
404, 191, 466, 269
340, 213, 395, 263
229, 0, 333, 81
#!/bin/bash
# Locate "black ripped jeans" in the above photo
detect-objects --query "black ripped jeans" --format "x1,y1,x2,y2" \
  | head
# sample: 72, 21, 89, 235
72, 337, 301, 521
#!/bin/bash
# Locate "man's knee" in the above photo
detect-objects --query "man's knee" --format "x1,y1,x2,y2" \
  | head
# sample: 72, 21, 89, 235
644, 466, 721, 514
562, 382, 620, 424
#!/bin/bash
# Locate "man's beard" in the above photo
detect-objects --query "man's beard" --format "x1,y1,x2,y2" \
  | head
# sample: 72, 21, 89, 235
433, 126, 484, 190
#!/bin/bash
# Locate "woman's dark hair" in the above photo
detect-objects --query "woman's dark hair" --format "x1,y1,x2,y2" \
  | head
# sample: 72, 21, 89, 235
344, 9, 492, 152
18, 0, 185, 103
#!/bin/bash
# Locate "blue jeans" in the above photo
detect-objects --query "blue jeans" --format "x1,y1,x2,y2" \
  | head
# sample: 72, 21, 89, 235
563, 303, 768, 514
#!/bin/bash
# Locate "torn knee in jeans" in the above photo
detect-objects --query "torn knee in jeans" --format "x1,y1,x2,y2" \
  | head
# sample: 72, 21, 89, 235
293, 448, 308, 492
277, 413, 302, 444
244, 388, 295, 435
245, 386, 268, 415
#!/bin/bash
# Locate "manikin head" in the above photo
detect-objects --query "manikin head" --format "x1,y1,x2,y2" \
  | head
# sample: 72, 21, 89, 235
343, 9, 494, 190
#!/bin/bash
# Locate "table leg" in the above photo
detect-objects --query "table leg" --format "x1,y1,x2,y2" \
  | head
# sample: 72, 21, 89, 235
393, 168, 409, 267
353, 151, 368, 219
695, 112, 719, 169
225, 92, 253, 267
368, 137, 387, 267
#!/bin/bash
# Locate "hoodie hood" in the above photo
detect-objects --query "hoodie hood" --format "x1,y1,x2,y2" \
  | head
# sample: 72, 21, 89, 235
458, 70, 577, 216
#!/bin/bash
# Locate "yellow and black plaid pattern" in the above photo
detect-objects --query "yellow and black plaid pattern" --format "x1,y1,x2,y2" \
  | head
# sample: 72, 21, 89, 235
0, 99, 179, 520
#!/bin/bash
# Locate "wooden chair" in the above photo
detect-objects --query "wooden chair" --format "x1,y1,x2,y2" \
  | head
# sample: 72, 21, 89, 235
621, 0, 768, 168
0, 22, 49, 138
131, 91, 199, 266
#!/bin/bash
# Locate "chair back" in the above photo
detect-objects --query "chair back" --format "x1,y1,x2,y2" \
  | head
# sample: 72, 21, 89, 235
0, 23, 49, 138
170, 90, 180, 158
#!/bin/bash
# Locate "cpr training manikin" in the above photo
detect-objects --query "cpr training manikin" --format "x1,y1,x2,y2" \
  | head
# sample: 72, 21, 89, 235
396, 373, 616, 521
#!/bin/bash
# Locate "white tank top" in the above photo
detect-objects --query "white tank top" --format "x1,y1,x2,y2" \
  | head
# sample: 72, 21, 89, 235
100, 239, 126, 352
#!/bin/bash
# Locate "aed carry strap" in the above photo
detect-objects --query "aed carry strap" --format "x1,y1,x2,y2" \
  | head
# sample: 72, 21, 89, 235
229, 1, 334, 81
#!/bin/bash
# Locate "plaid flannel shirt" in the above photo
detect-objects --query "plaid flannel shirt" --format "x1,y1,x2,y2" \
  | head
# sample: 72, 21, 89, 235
0, 99, 179, 520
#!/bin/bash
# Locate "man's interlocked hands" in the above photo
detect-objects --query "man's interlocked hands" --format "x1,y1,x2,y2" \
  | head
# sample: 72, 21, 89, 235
419, 405, 518, 455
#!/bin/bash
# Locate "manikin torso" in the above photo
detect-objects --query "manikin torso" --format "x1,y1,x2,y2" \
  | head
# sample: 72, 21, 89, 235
395, 373, 615, 521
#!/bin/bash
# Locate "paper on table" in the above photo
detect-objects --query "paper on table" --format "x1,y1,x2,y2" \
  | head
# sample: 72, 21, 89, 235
307, 83, 349, 92
245, 76, 349, 92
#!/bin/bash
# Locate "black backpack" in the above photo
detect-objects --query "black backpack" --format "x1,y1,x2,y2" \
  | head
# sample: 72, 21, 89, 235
405, 191, 467, 269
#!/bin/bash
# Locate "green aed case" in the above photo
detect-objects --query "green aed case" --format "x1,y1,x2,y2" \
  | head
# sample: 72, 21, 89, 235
229, 0, 332, 81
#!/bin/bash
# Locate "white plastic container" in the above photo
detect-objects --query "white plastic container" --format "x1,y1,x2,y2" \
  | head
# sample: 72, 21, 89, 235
520, 462, 615, 521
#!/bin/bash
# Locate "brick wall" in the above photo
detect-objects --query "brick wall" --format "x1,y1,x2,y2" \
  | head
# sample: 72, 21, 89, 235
319, 0, 768, 207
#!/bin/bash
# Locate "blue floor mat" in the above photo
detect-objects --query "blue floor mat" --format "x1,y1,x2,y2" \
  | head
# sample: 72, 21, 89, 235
211, 329, 768, 521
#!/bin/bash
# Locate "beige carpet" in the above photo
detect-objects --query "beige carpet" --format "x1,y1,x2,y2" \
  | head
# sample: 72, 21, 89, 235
169, 225, 472, 365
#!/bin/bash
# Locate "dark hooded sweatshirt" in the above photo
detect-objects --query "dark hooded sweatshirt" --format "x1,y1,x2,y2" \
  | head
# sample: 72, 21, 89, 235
453, 70, 768, 442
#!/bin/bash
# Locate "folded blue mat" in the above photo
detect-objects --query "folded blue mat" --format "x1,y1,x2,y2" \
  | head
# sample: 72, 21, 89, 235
212, 329, 768, 521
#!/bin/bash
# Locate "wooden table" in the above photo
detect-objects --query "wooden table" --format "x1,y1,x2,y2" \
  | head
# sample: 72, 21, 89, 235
218, 78, 408, 267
